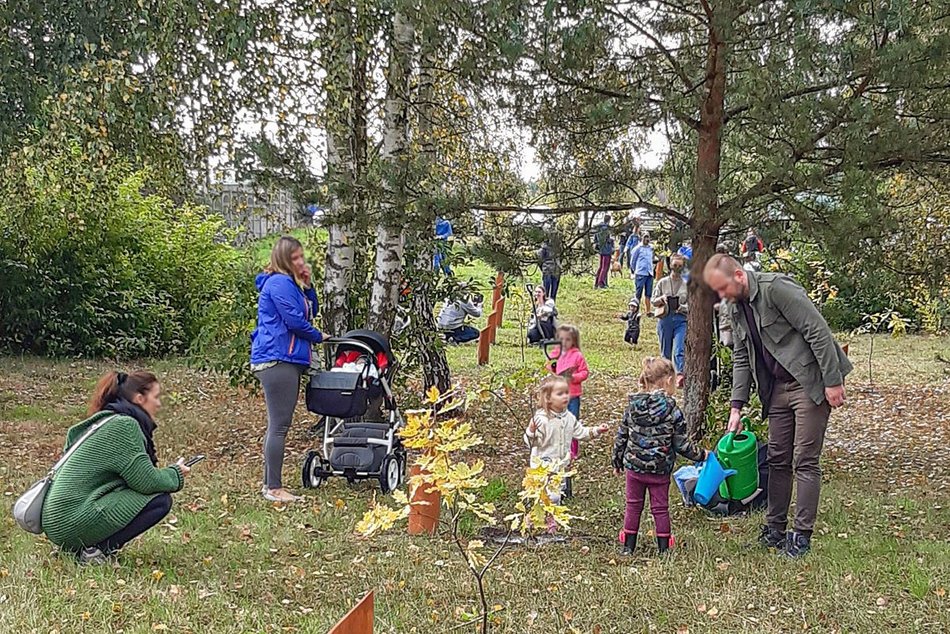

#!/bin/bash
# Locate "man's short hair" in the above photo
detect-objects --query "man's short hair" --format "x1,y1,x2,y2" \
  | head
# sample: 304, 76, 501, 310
705, 253, 741, 276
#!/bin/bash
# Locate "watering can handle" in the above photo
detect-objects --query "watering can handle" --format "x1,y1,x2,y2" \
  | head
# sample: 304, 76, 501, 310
723, 431, 736, 452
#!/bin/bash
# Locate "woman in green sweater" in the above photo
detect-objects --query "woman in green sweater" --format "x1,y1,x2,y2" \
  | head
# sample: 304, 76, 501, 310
42, 370, 189, 564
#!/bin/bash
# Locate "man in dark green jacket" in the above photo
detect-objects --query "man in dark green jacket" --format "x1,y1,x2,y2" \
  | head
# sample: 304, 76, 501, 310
705, 254, 852, 558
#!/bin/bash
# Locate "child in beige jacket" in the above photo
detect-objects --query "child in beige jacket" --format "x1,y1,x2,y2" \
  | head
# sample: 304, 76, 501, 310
524, 375, 609, 503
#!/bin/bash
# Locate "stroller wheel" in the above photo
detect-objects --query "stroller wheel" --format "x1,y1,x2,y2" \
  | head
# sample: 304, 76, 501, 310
379, 454, 401, 494
302, 450, 324, 489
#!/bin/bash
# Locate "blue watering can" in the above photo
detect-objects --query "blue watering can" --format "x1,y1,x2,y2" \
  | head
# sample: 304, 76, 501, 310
693, 452, 737, 506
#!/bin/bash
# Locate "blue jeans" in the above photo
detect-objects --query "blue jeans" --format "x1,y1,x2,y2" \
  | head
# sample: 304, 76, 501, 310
542, 274, 560, 301
634, 275, 654, 305
657, 313, 687, 374
446, 325, 479, 343
568, 396, 581, 460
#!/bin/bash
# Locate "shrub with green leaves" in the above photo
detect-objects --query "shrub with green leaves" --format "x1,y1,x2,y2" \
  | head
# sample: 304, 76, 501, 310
0, 143, 245, 358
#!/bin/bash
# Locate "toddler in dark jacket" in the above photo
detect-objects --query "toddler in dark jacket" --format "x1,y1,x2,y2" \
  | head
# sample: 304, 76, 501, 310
613, 357, 708, 554
618, 299, 641, 345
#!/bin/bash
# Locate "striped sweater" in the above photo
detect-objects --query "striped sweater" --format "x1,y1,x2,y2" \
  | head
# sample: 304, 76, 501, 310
41, 411, 184, 550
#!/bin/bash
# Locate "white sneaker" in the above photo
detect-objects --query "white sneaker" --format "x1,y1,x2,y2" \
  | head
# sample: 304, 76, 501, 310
262, 488, 304, 502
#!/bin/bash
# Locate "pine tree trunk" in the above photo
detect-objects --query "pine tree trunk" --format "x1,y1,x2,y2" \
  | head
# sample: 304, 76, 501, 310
683, 5, 728, 438
368, 10, 413, 335
411, 24, 452, 392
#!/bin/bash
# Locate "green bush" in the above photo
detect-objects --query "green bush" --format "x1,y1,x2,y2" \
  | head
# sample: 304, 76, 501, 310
0, 144, 245, 358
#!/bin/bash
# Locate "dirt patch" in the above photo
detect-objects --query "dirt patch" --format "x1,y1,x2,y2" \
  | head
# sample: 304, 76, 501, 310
825, 383, 950, 491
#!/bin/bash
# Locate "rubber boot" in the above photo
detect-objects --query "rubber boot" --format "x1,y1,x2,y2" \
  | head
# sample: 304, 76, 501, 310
562, 476, 573, 500
622, 532, 637, 555
656, 536, 670, 554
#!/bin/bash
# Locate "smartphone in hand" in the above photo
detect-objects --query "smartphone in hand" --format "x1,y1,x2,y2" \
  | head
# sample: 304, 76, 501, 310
184, 455, 206, 467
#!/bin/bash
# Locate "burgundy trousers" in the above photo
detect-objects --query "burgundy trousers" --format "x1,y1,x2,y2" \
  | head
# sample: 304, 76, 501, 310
622, 470, 671, 537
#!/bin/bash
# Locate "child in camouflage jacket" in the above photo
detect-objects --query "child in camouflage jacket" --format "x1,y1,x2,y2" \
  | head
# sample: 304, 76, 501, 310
612, 357, 708, 555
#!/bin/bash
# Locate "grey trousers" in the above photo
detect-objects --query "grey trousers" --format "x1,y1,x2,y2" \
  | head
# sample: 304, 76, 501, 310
256, 362, 306, 489
766, 380, 831, 534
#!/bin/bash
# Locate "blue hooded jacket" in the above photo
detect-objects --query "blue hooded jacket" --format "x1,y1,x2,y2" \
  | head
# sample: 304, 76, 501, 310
250, 272, 323, 366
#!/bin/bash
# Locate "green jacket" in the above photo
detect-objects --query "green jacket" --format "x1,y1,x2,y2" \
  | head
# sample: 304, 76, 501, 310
728, 272, 852, 416
42, 411, 184, 550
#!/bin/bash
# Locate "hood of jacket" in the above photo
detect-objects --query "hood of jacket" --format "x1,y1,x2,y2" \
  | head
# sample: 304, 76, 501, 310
626, 391, 676, 427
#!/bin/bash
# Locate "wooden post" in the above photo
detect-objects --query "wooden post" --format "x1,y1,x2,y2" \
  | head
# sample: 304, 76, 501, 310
329, 591, 374, 634
476, 272, 506, 365
477, 326, 491, 365
491, 272, 504, 306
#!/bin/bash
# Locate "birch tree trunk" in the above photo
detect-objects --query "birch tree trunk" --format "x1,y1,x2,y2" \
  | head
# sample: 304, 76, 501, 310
322, 0, 359, 335
683, 2, 729, 437
367, 9, 413, 335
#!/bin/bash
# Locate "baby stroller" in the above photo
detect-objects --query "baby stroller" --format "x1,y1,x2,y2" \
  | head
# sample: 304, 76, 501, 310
301, 330, 407, 493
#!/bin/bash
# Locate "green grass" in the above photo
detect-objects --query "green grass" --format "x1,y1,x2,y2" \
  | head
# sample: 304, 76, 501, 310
1, 263, 949, 633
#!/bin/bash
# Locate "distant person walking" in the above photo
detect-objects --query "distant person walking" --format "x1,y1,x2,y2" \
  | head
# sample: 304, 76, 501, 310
624, 226, 641, 268
704, 255, 853, 558
651, 254, 689, 386
714, 244, 734, 349
677, 239, 693, 282
740, 228, 764, 259
538, 238, 562, 301
594, 215, 614, 289
434, 216, 454, 275
628, 234, 656, 311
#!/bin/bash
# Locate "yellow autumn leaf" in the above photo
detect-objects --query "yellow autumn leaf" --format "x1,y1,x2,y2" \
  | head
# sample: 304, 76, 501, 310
425, 386, 440, 403
151, 569, 165, 582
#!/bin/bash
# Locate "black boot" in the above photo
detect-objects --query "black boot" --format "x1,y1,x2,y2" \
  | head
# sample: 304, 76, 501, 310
757, 524, 787, 550
622, 532, 637, 555
656, 536, 670, 554
562, 476, 573, 500
782, 531, 811, 558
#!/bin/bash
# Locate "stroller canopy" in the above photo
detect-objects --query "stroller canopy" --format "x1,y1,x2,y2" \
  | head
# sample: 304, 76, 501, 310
338, 329, 396, 366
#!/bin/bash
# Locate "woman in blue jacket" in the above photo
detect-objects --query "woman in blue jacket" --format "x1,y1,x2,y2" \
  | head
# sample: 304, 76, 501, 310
251, 236, 326, 502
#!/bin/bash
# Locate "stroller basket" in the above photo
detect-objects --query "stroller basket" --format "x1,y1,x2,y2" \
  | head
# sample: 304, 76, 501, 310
306, 371, 369, 419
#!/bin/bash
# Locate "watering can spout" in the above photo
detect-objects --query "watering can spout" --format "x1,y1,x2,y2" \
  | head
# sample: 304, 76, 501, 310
694, 452, 736, 506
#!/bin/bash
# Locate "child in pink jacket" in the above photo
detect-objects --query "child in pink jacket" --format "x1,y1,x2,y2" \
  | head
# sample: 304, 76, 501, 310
550, 324, 590, 462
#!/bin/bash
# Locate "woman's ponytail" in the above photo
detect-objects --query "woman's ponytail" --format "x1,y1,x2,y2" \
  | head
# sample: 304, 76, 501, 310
88, 370, 158, 415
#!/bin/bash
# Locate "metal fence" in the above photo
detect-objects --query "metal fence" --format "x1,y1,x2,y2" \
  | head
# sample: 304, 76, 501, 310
202, 183, 307, 244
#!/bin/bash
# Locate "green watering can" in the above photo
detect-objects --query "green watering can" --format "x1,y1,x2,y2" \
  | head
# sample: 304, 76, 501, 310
715, 418, 759, 500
